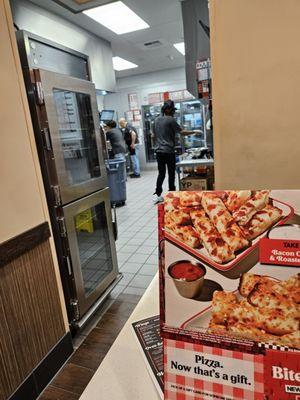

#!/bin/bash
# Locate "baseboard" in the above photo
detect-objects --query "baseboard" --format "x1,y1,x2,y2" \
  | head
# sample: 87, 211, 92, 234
9, 332, 73, 400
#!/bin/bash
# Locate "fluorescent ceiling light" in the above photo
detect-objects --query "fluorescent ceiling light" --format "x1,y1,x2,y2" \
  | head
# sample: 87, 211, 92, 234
174, 42, 185, 56
83, 1, 149, 35
112, 56, 138, 71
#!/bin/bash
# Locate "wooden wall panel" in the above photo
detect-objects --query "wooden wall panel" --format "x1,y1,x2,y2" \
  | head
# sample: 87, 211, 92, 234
0, 239, 66, 400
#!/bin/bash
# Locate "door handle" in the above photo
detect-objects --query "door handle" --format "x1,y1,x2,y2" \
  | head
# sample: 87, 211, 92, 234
112, 205, 118, 241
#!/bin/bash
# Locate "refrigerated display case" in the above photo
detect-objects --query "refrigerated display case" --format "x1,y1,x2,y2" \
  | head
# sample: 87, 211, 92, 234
142, 103, 182, 162
142, 99, 208, 162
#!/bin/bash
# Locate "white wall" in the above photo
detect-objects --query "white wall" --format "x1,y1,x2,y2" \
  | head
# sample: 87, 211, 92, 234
10, 0, 116, 91
104, 67, 187, 169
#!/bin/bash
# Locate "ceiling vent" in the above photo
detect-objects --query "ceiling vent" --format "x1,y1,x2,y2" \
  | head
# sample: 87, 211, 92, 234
144, 40, 163, 49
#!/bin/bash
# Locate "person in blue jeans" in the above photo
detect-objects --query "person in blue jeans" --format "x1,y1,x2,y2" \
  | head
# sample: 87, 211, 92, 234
119, 118, 141, 178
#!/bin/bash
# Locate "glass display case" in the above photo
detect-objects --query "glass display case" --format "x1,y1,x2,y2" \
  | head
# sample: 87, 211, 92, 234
142, 99, 208, 162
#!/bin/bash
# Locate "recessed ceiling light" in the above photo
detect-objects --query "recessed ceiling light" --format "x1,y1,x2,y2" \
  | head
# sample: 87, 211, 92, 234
83, 1, 149, 35
174, 42, 186, 56
112, 57, 138, 71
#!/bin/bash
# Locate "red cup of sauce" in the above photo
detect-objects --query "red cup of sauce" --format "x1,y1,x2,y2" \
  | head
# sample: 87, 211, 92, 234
168, 260, 206, 299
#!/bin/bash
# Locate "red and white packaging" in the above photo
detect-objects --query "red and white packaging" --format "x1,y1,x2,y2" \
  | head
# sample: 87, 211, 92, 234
158, 190, 300, 400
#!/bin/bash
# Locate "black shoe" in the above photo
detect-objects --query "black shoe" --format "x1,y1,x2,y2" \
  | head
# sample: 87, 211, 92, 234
130, 174, 141, 178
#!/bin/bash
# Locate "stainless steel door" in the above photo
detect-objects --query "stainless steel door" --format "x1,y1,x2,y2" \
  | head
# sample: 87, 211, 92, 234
34, 69, 107, 204
63, 189, 118, 319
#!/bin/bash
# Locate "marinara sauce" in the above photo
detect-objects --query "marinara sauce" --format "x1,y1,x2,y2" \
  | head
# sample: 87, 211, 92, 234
169, 262, 205, 282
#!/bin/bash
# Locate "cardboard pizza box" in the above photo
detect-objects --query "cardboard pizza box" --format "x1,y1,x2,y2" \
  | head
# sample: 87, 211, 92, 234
158, 190, 300, 400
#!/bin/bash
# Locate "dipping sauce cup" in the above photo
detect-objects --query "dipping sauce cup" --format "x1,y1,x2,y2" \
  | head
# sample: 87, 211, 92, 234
168, 260, 207, 299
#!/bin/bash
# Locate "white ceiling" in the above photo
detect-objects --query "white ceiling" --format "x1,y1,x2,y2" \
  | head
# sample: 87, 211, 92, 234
28, 0, 185, 78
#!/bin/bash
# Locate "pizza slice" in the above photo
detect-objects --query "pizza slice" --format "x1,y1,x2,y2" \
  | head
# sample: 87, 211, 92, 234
277, 331, 300, 349
273, 274, 300, 304
239, 273, 275, 297
227, 324, 299, 348
240, 205, 283, 240
164, 192, 181, 211
225, 191, 252, 213
165, 224, 201, 248
248, 282, 300, 320
179, 191, 203, 207
165, 209, 192, 228
211, 291, 237, 324
229, 299, 298, 336
233, 190, 270, 226
201, 193, 249, 252
190, 210, 235, 263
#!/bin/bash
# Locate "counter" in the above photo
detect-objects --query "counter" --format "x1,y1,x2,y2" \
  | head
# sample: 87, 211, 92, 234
79, 274, 160, 400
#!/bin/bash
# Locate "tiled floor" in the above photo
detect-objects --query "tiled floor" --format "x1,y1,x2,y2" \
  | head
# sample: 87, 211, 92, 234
38, 169, 164, 399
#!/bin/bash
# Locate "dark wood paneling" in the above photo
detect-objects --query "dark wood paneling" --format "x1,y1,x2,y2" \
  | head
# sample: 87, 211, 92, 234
0, 239, 66, 400
0, 222, 50, 268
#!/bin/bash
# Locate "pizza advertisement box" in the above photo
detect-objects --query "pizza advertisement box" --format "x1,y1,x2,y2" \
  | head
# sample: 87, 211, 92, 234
158, 190, 300, 400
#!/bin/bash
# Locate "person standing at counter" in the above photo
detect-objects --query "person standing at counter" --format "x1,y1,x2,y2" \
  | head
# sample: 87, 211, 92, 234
104, 120, 126, 159
119, 118, 141, 178
152, 100, 200, 204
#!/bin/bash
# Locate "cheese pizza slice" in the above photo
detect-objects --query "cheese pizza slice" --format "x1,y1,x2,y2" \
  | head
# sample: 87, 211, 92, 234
190, 210, 235, 263
165, 224, 201, 248
277, 331, 300, 349
239, 273, 275, 297
229, 299, 298, 336
225, 190, 252, 213
272, 274, 300, 304
240, 205, 282, 240
201, 193, 249, 252
211, 291, 237, 324
227, 323, 300, 349
232, 190, 270, 226
248, 282, 300, 320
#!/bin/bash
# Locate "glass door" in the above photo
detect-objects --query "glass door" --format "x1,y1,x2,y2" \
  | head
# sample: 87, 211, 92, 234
34, 69, 107, 204
63, 188, 118, 318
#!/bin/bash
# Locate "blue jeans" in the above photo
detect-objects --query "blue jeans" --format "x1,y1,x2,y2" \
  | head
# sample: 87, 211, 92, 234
131, 145, 140, 175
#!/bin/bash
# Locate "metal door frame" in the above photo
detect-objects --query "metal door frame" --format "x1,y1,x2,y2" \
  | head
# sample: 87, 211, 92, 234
63, 188, 118, 319
34, 69, 107, 204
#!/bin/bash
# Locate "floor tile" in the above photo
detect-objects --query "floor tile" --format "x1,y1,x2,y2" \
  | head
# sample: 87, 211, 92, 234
138, 263, 158, 276
97, 313, 128, 330
68, 346, 106, 372
127, 237, 146, 245
120, 262, 143, 274
120, 244, 140, 253
145, 254, 159, 265
39, 385, 79, 400
123, 286, 146, 296
51, 363, 94, 395
116, 293, 142, 304
129, 274, 155, 289
126, 253, 150, 264
135, 245, 156, 255
106, 300, 137, 318
109, 284, 125, 299
119, 272, 134, 286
